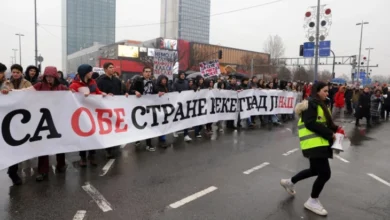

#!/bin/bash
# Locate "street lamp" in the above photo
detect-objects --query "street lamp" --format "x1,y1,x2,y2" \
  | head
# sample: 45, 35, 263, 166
365, 47, 374, 75
355, 21, 369, 83
15, 33, 24, 65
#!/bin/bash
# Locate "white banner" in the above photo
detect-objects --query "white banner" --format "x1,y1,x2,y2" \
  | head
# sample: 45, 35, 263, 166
0, 89, 296, 170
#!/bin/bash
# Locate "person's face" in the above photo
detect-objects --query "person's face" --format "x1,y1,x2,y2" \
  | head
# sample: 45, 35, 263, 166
317, 86, 329, 101
231, 79, 237, 84
253, 77, 258, 83
243, 80, 248, 85
143, 68, 152, 79
45, 76, 55, 85
364, 88, 369, 93
189, 81, 193, 86
29, 69, 37, 77
106, 65, 115, 76
0, 72, 4, 80
269, 83, 273, 87
199, 78, 204, 84
218, 79, 221, 83
161, 78, 167, 85
210, 81, 214, 87
376, 91, 381, 96
221, 84, 225, 89
12, 69, 22, 79
85, 71, 92, 81
180, 74, 185, 79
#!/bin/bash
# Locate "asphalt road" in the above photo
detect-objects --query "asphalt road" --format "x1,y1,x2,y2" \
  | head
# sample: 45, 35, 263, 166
1, 116, 390, 220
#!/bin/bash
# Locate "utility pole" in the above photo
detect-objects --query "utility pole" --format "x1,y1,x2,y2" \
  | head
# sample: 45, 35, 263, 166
34, 0, 38, 66
355, 21, 369, 83
12, 49, 18, 64
15, 33, 24, 65
313, 0, 320, 81
365, 47, 374, 75
330, 50, 336, 79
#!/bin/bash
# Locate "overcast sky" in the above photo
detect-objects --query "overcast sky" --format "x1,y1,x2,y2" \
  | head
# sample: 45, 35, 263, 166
1, 0, 388, 78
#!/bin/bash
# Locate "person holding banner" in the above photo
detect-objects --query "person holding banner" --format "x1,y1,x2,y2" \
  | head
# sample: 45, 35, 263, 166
69, 64, 107, 167
130, 67, 161, 151
2, 64, 32, 185
172, 71, 192, 141
192, 75, 206, 138
280, 82, 340, 216
155, 74, 170, 148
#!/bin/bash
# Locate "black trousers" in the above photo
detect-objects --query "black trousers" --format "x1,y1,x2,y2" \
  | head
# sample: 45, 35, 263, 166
8, 164, 18, 176
291, 158, 331, 198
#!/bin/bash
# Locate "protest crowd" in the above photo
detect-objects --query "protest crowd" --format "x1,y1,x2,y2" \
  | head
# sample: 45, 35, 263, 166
0, 61, 388, 190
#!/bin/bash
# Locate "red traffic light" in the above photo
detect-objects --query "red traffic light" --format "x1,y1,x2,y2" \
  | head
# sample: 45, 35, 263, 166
305, 11, 311, 17
325, 9, 331, 15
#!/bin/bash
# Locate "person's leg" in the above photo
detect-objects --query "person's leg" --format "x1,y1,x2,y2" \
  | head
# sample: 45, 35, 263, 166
291, 164, 317, 184
7, 164, 21, 185
331, 107, 338, 119
37, 156, 50, 181
56, 153, 66, 173
145, 139, 155, 151
88, 150, 97, 166
183, 129, 189, 137
310, 158, 331, 198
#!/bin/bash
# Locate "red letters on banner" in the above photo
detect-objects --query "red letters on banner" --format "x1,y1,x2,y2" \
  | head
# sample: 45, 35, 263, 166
71, 107, 128, 137
278, 96, 294, 109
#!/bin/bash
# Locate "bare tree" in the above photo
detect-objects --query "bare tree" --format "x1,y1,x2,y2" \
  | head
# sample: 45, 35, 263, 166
293, 67, 310, 82
319, 70, 332, 82
371, 75, 387, 83
339, 73, 351, 82
263, 35, 286, 75
277, 66, 292, 81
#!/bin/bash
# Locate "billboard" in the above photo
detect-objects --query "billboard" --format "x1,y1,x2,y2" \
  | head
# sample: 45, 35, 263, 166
159, 38, 178, 50
118, 45, 139, 58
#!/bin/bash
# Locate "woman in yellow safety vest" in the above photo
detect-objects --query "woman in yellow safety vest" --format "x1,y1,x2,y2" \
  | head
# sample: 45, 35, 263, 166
280, 82, 339, 216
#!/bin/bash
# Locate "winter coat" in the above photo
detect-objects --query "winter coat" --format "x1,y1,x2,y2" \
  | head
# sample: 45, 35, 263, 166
24, 65, 39, 85
345, 88, 353, 101
57, 71, 69, 87
356, 92, 371, 118
192, 75, 206, 91
4, 78, 32, 90
156, 75, 170, 93
384, 92, 390, 108
295, 98, 338, 159
129, 75, 157, 95
33, 67, 68, 91
97, 74, 124, 95
228, 83, 240, 91
370, 94, 383, 117
334, 86, 346, 108
351, 90, 360, 104
172, 78, 190, 92
303, 85, 312, 99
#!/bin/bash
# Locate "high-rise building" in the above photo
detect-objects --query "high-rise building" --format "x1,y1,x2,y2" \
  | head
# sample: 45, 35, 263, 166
160, 0, 210, 44
62, 0, 116, 73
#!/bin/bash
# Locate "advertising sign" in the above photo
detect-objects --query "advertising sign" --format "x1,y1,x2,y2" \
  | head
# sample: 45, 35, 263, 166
159, 38, 178, 50
118, 45, 139, 58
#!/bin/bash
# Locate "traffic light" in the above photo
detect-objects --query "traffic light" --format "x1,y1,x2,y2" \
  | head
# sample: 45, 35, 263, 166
218, 50, 223, 59
299, 45, 304, 56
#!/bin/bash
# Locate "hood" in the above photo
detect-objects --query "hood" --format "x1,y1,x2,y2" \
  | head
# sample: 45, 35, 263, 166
42, 66, 61, 85
295, 100, 309, 116
57, 71, 65, 79
157, 74, 168, 86
24, 65, 39, 82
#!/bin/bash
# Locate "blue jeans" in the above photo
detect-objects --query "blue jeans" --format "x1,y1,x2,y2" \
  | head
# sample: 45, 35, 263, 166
195, 126, 202, 136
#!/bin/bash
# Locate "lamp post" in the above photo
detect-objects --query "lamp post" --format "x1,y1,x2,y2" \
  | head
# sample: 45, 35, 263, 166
365, 47, 374, 75
355, 21, 369, 83
15, 33, 24, 65
34, 0, 38, 66
313, 0, 320, 81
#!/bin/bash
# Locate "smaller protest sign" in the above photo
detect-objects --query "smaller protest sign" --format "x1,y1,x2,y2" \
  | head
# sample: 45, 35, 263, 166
199, 60, 221, 78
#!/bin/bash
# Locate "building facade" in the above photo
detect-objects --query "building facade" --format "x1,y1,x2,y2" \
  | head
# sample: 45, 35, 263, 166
62, 0, 116, 73
160, 0, 210, 44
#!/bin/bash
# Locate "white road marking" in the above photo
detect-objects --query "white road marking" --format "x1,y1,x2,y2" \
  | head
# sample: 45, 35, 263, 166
283, 148, 299, 156
169, 186, 218, 209
52, 165, 56, 174
72, 210, 87, 220
82, 182, 113, 212
367, 173, 390, 187
100, 159, 115, 176
334, 155, 350, 163
243, 162, 270, 175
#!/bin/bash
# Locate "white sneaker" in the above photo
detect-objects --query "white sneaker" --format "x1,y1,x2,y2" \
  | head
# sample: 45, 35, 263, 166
219, 128, 224, 133
173, 132, 178, 138
196, 134, 202, 138
304, 198, 328, 216
280, 179, 296, 195
184, 135, 192, 142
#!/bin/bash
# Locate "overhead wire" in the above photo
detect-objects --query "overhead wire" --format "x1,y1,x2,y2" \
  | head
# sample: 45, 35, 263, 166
39, 0, 283, 29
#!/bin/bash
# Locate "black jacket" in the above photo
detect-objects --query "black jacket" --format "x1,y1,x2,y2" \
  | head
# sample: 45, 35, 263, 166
301, 98, 338, 159
97, 74, 124, 95
172, 78, 190, 92
356, 92, 371, 118
228, 83, 240, 91
129, 76, 157, 95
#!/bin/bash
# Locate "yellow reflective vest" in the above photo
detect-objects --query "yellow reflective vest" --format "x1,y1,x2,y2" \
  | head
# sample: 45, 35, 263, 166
298, 106, 330, 150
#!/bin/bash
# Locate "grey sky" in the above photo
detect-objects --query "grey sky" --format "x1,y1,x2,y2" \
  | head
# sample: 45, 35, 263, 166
1, 0, 388, 78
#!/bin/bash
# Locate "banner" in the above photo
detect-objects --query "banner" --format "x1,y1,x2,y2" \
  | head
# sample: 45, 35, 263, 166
200, 60, 221, 78
153, 49, 177, 80
0, 89, 296, 170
